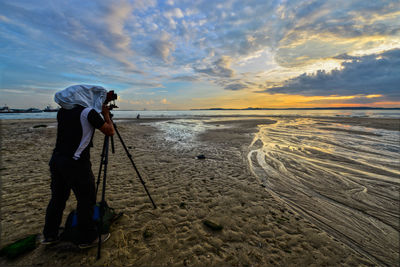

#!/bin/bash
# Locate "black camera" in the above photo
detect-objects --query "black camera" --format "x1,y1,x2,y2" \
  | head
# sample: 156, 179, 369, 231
105, 90, 117, 103
105, 90, 118, 110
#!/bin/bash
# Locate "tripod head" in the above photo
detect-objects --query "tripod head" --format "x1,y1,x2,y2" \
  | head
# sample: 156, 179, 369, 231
107, 103, 118, 110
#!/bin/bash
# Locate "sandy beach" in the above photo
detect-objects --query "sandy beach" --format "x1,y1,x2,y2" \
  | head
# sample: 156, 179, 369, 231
1, 116, 399, 266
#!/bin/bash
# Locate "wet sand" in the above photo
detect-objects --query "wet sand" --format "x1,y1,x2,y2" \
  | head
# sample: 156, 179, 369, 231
244, 117, 399, 266
0, 116, 398, 266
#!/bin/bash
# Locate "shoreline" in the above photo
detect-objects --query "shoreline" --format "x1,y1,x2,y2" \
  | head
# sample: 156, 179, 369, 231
1, 117, 398, 266
2, 114, 398, 130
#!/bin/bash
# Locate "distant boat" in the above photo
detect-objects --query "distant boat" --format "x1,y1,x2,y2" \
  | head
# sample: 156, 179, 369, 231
43, 105, 59, 112
0, 105, 11, 113
26, 108, 43, 113
0, 106, 43, 113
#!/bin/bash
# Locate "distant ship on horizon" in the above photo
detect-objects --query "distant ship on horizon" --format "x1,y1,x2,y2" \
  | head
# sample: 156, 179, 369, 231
43, 105, 59, 112
0, 105, 59, 113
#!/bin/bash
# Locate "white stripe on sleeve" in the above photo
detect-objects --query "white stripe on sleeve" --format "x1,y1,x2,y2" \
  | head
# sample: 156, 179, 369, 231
73, 107, 94, 160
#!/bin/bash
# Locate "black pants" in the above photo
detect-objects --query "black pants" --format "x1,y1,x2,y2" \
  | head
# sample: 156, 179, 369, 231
43, 152, 97, 244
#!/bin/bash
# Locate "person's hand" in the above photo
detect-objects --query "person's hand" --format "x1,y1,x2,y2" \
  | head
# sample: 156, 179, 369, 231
101, 104, 109, 116
100, 104, 115, 135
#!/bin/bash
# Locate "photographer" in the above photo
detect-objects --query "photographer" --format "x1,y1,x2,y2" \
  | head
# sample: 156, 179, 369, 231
42, 85, 115, 248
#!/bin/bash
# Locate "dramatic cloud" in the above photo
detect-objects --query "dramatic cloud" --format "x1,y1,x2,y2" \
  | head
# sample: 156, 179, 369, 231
148, 32, 176, 63
273, 1, 400, 67
195, 56, 235, 78
1, 0, 399, 109
263, 49, 400, 99
304, 95, 386, 105
0, 0, 142, 73
169, 75, 199, 82
224, 83, 249, 91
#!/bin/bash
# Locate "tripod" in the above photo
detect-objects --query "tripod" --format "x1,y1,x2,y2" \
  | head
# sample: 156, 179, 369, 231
95, 118, 157, 259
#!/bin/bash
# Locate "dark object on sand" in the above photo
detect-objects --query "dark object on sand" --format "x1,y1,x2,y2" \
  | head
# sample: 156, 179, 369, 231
137, 114, 140, 119
143, 229, 153, 239
196, 154, 206, 159
203, 220, 223, 231
59, 201, 122, 245
0, 234, 38, 259
33, 124, 47, 128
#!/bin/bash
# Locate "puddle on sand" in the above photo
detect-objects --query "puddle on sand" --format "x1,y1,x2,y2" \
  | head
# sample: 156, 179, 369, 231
150, 119, 226, 150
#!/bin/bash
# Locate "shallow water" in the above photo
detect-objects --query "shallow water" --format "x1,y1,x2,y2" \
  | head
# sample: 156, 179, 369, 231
1, 108, 400, 120
150, 119, 225, 149
248, 117, 400, 266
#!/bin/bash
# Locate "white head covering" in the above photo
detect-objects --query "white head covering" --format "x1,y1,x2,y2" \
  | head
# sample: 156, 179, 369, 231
54, 85, 107, 113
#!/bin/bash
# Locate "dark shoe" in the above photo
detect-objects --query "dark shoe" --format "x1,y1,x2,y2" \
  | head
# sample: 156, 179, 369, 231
78, 233, 110, 249
41, 236, 59, 245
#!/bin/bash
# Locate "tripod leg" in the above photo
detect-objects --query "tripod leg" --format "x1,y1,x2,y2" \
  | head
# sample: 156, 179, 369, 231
97, 135, 110, 260
95, 136, 107, 199
113, 122, 157, 209
111, 136, 115, 154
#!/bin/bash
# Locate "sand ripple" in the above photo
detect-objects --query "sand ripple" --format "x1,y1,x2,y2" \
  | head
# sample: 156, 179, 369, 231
248, 117, 400, 266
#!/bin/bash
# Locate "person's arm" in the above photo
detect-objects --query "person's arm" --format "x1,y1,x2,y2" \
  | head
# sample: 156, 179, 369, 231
99, 104, 115, 136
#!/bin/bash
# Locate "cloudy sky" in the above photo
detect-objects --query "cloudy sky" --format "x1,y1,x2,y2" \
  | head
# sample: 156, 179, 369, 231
1, 0, 399, 109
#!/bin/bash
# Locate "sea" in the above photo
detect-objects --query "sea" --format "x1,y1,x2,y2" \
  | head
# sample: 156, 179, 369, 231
0, 109, 400, 120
